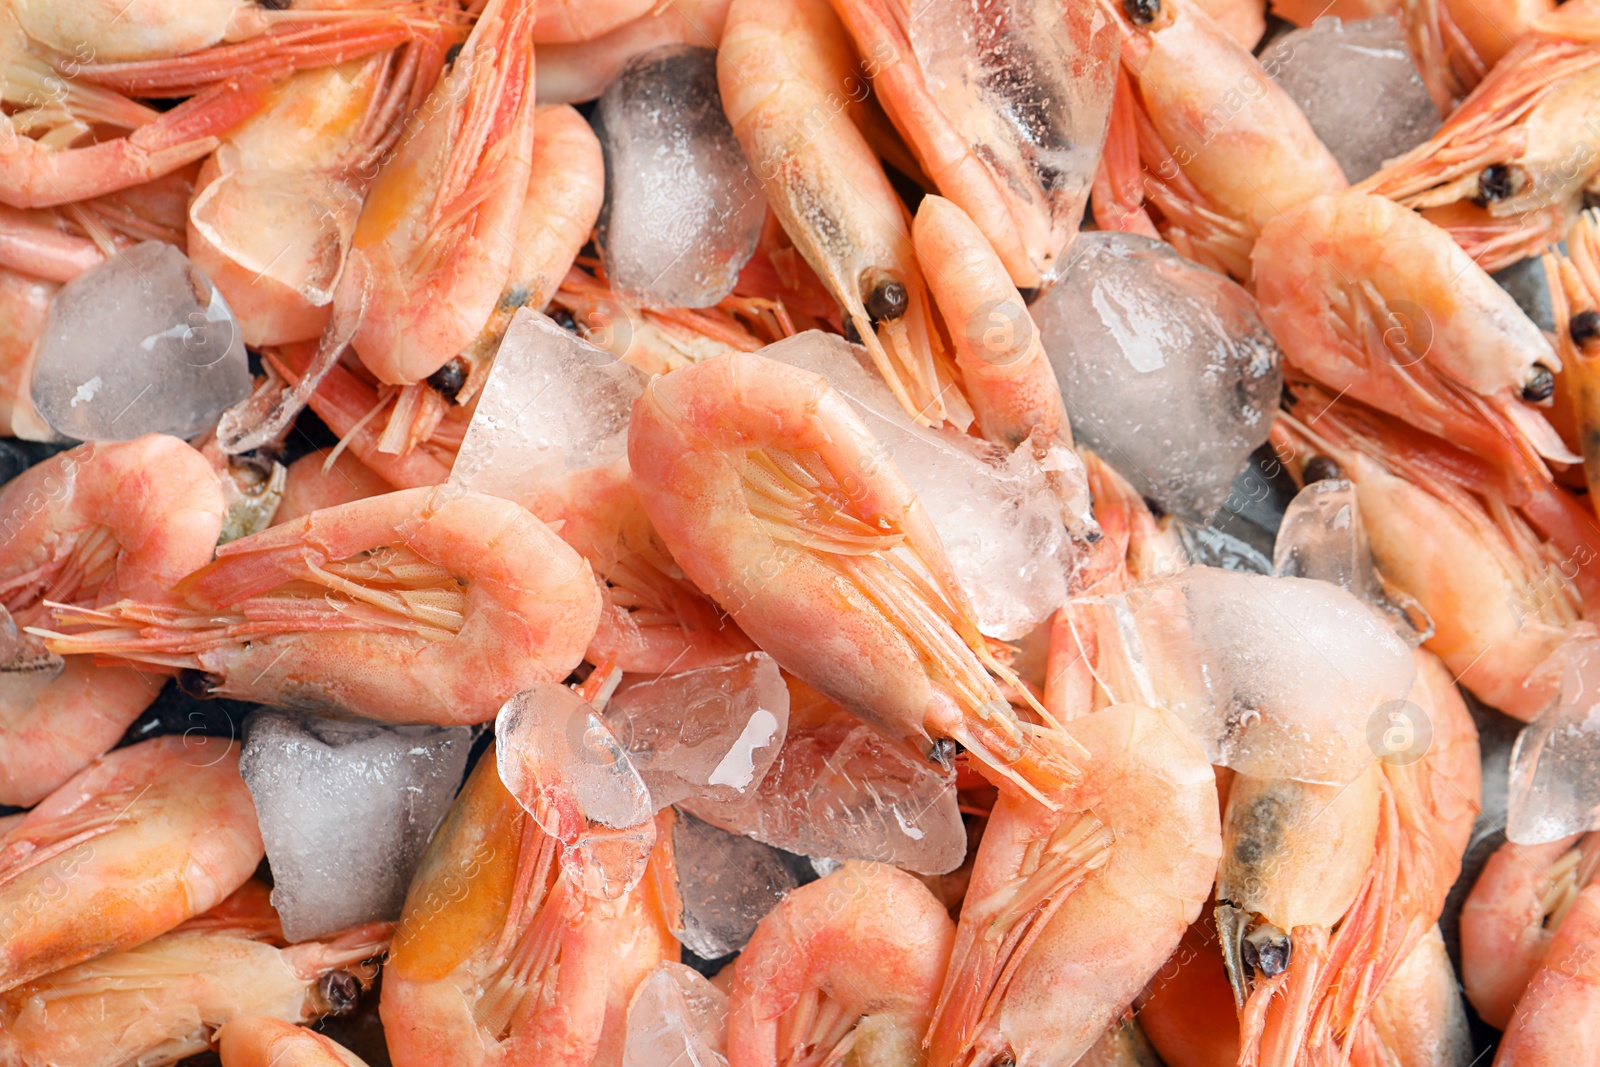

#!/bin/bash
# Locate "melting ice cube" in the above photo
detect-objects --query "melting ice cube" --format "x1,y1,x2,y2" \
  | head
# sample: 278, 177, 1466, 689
623, 961, 729, 1067
1508, 639, 1600, 844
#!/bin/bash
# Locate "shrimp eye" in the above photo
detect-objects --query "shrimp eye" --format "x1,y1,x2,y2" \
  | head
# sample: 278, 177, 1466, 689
1477, 164, 1520, 203
865, 278, 909, 324
1571, 309, 1600, 348
177, 669, 222, 699
1242, 926, 1291, 977
1124, 0, 1160, 24
550, 308, 579, 333
318, 971, 362, 1017
1302, 455, 1342, 483
1522, 363, 1556, 403
426, 358, 469, 404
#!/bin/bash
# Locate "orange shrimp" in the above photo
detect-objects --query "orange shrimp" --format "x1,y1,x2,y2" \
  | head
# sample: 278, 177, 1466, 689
927, 702, 1221, 1067
35, 486, 601, 725
1137, 911, 1243, 1067
1353, 925, 1472, 1067
1547, 208, 1600, 520
1093, 0, 1346, 282
726, 861, 954, 1066
0, 435, 224, 806
272, 447, 391, 525
381, 746, 655, 1067
0, 891, 388, 1067
1356, 5, 1600, 273
0, 735, 263, 993
826, 0, 1117, 289
1254, 191, 1574, 502
533, 0, 731, 104
217, 1017, 371, 1067
1493, 882, 1600, 1066
627, 350, 1071, 803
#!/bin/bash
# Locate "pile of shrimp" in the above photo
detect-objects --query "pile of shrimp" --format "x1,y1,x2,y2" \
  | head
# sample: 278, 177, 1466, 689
2, 0, 1600, 1063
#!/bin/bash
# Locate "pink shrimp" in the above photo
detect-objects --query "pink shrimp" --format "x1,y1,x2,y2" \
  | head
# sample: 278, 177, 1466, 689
726, 861, 954, 1066
217, 1017, 370, 1067
533, 0, 731, 104
0, 735, 263, 994
1493, 882, 1600, 1066
927, 702, 1221, 1067
1547, 208, 1600, 520
628, 350, 1073, 802
272, 447, 391, 525
35, 486, 601, 725
0, 435, 225, 806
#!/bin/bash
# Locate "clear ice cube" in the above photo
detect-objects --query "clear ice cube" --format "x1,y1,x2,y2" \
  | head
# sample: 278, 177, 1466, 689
662, 809, 799, 958
30, 242, 251, 441
1033, 233, 1282, 521
604, 652, 789, 810
623, 961, 729, 1067
597, 45, 766, 308
1507, 639, 1600, 844
238, 709, 472, 942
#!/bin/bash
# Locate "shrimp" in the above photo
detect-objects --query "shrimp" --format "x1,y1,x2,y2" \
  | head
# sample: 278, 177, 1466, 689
1137, 911, 1243, 1067
826, 0, 1117, 289
590, 852, 678, 1067
1191, 0, 1264, 48
34, 486, 602, 725
1276, 391, 1587, 720
1355, 925, 1472, 1067
530, 0, 659, 43
1355, 7, 1600, 273
926, 702, 1221, 1067
718, 0, 960, 428
1460, 833, 1598, 1027
273, 447, 391, 525
726, 861, 954, 1066
0, 435, 225, 806
0, 735, 263, 993
911, 195, 1071, 448
186, 45, 444, 347
0, 265, 57, 439
1254, 191, 1574, 502
533, 0, 730, 104
1493, 882, 1600, 1066
370, 104, 604, 456
1093, 0, 1346, 282
1547, 208, 1600, 519
380, 746, 644, 1067
0, 896, 389, 1067
627, 350, 1071, 802
216, 1017, 370, 1067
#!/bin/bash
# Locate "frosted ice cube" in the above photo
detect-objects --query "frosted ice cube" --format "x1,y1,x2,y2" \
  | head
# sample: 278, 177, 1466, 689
1097, 567, 1412, 783
767, 330, 1079, 639
623, 961, 729, 1067
1034, 233, 1282, 520
680, 701, 965, 875
1262, 16, 1439, 183
31, 242, 250, 441
909, 0, 1117, 277
663, 809, 798, 958
1507, 639, 1600, 844
597, 45, 765, 308
238, 709, 471, 942
604, 652, 789, 810
451, 308, 646, 500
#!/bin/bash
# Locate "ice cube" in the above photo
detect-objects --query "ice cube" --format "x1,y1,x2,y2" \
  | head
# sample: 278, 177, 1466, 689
596, 45, 765, 308
1507, 639, 1600, 844
1034, 233, 1282, 521
604, 653, 789, 810
238, 709, 471, 942
1092, 567, 1413, 783
496, 683, 655, 898
30, 242, 251, 441
766, 330, 1079, 639
451, 308, 646, 501
680, 696, 965, 875
623, 961, 729, 1067
662, 809, 798, 958
1262, 16, 1439, 183
910, 0, 1117, 277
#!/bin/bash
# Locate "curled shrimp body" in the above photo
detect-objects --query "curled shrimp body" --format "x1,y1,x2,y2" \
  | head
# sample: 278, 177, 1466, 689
718, 0, 958, 428
217, 1017, 370, 1067
912, 195, 1071, 448
0, 435, 225, 806
1460, 833, 1597, 1027
1494, 882, 1600, 1066
0, 889, 388, 1067
1137, 911, 1243, 1067
0, 735, 263, 994
628, 350, 1065, 801
928, 703, 1221, 1067
1356, 925, 1472, 1067
36, 486, 601, 725
1255, 191, 1573, 501
1356, 7, 1600, 272
1547, 209, 1600, 518
381, 746, 647, 1067
726, 861, 954, 1067
1094, 0, 1346, 281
